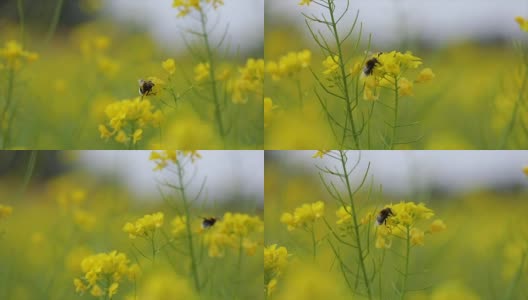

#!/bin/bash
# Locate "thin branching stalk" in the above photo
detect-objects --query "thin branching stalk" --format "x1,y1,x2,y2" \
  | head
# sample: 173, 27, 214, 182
390, 78, 400, 150
175, 159, 201, 292
1, 67, 15, 149
337, 150, 372, 299
198, 9, 226, 148
499, 68, 527, 148
46, 0, 65, 44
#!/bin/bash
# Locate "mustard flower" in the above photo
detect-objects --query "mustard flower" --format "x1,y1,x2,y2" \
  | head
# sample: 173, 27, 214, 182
203, 212, 263, 257
416, 67, 435, 83
96, 56, 120, 78
0, 40, 39, 69
265, 49, 311, 80
194, 62, 210, 82
98, 97, 163, 146
322, 55, 340, 76
162, 58, 176, 75
264, 244, 289, 277
312, 150, 330, 158
335, 205, 352, 225
123, 212, 164, 239
523, 166, 528, 176
149, 150, 201, 171
515, 16, 528, 32
73, 209, 97, 232
73, 251, 140, 298
280, 201, 325, 231
228, 58, 264, 104
430, 219, 447, 233
0, 204, 13, 219
398, 77, 414, 96
172, 0, 224, 17
299, 0, 312, 6
171, 215, 187, 236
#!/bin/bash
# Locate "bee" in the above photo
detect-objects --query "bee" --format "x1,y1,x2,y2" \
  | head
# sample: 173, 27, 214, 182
138, 79, 155, 96
363, 52, 382, 76
376, 207, 394, 226
201, 217, 218, 229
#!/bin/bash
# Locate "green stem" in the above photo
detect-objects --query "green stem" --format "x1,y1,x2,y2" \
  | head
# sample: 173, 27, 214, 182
19, 150, 37, 196
1, 67, 15, 149
199, 9, 226, 148
391, 78, 400, 150
400, 226, 411, 300
499, 69, 527, 149
45, 0, 65, 44
327, 0, 360, 149
310, 224, 317, 261
176, 160, 201, 292
339, 150, 372, 299
505, 250, 527, 300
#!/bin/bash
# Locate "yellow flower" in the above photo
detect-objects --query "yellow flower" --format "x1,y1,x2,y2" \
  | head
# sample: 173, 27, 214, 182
228, 58, 264, 104
132, 129, 143, 144
194, 62, 210, 82
149, 150, 201, 171
336, 206, 352, 225
172, 0, 223, 17
515, 16, 528, 32
398, 77, 414, 96
267, 278, 278, 296
410, 228, 424, 246
0, 204, 13, 219
312, 150, 330, 158
74, 251, 139, 298
171, 216, 187, 236
73, 210, 97, 232
96, 56, 120, 78
264, 244, 289, 276
523, 166, 528, 176
0, 40, 39, 69
299, 0, 312, 6
162, 58, 176, 74
123, 212, 164, 239
431, 219, 447, 233
280, 201, 325, 231
297, 49, 311, 68
322, 55, 340, 76
416, 68, 435, 83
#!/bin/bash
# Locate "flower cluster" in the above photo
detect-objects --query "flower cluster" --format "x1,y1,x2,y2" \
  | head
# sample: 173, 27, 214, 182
374, 202, 446, 248
171, 215, 187, 236
203, 212, 263, 257
172, 0, 224, 17
228, 58, 264, 104
149, 150, 202, 171
123, 212, 164, 239
322, 55, 340, 77
0, 40, 38, 70
264, 244, 289, 296
73, 251, 140, 298
266, 49, 311, 80
280, 201, 325, 231
98, 97, 163, 146
312, 150, 330, 159
194, 62, 210, 82
162, 58, 176, 75
361, 51, 434, 100
0, 204, 13, 219
516, 16, 528, 32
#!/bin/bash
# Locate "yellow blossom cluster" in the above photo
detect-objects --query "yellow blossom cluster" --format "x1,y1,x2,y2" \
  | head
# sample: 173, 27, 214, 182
266, 49, 311, 80
280, 201, 325, 231
312, 150, 330, 159
203, 212, 263, 257
0, 40, 38, 70
0, 204, 13, 219
516, 16, 528, 32
194, 62, 211, 82
361, 51, 435, 100
98, 97, 163, 146
228, 58, 264, 104
73, 251, 140, 298
122, 212, 164, 239
77, 34, 120, 78
149, 150, 202, 171
171, 215, 187, 236
374, 202, 446, 249
264, 244, 289, 297
172, 0, 224, 17
322, 55, 340, 77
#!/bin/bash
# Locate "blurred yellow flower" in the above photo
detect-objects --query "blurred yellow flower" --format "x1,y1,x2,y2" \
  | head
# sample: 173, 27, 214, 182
173, 0, 223, 17
322, 55, 340, 76
264, 244, 289, 276
0, 40, 39, 69
123, 212, 164, 239
416, 67, 435, 83
431, 219, 447, 233
523, 166, 528, 176
410, 228, 425, 246
515, 16, 528, 32
280, 201, 325, 231
299, 0, 312, 6
171, 215, 187, 236
0, 204, 13, 219
266, 49, 311, 80
162, 58, 176, 75
398, 77, 414, 96
335, 205, 352, 225
312, 150, 330, 158
194, 62, 210, 82
264, 97, 277, 128
228, 58, 264, 104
